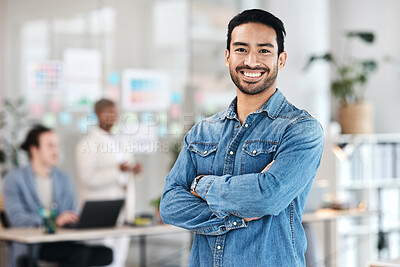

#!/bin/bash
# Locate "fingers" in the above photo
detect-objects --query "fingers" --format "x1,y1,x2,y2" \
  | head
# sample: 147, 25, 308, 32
119, 162, 130, 171
244, 217, 260, 222
133, 163, 143, 174
261, 160, 274, 173
56, 211, 80, 227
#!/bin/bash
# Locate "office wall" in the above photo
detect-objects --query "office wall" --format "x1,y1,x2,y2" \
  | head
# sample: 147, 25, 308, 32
330, 0, 400, 133
266, 0, 331, 129
2, 0, 398, 217
0, 0, 3, 104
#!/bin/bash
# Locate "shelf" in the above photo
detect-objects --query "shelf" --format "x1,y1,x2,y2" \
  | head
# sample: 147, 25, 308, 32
336, 133, 400, 144
340, 178, 400, 190
340, 223, 400, 237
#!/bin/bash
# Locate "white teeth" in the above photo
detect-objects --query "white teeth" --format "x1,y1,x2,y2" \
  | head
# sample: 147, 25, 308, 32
243, 72, 261, 78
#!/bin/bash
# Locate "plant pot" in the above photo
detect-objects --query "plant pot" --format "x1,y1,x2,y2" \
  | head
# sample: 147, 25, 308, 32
338, 102, 374, 134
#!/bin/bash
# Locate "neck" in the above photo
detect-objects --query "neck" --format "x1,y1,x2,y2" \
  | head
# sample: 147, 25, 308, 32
236, 87, 276, 124
98, 124, 112, 133
31, 159, 51, 178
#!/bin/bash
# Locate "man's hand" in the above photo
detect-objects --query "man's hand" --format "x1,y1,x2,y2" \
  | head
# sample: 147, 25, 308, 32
132, 163, 143, 175
55, 211, 79, 227
191, 190, 201, 198
119, 162, 131, 172
244, 217, 260, 222
261, 160, 274, 173
244, 161, 274, 222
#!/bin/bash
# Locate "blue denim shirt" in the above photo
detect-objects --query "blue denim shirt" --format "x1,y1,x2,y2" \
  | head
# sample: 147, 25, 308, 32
160, 89, 324, 267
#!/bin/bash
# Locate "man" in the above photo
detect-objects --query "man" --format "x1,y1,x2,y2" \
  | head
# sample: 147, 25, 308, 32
75, 99, 142, 267
160, 9, 324, 266
3, 125, 112, 267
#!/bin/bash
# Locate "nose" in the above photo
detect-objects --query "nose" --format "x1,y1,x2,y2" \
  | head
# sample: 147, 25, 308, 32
244, 51, 260, 68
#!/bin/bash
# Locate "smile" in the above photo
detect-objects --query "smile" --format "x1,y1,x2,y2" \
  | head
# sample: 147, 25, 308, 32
243, 72, 262, 78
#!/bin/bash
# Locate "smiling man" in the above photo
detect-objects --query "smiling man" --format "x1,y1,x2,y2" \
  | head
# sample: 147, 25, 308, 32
160, 9, 324, 266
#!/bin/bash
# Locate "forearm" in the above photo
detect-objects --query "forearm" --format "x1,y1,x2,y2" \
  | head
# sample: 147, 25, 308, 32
160, 185, 246, 235
5, 206, 42, 227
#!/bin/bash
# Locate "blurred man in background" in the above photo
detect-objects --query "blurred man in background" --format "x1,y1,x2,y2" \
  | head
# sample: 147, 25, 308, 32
3, 125, 112, 267
76, 99, 142, 267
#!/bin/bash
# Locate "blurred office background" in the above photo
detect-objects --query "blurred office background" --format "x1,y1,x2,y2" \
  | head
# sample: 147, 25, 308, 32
0, 0, 400, 266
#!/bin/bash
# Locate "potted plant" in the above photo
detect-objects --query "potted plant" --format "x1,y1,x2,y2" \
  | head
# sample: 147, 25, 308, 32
0, 97, 32, 175
304, 32, 377, 134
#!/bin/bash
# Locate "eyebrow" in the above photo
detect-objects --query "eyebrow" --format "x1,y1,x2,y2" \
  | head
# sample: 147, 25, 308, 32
232, 42, 275, 48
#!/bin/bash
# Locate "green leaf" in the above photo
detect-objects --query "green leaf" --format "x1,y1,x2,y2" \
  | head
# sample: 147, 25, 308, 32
347, 32, 375, 43
303, 53, 335, 70
361, 60, 377, 72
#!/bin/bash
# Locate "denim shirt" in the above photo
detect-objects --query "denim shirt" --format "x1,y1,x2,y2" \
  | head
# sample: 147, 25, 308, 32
160, 89, 324, 267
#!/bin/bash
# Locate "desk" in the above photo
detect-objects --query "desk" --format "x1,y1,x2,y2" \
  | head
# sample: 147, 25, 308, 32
368, 259, 400, 267
0, 224, 188, 267
303, 208, 378, 267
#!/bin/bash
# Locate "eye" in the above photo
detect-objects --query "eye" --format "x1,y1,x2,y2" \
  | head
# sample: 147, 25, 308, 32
259, 49, 270, 53
235, 48, 247, 53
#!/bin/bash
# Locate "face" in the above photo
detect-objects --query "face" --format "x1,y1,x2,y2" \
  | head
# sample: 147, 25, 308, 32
225, 23, 287, 95
97, 105, 118, 131
31, 131, 60, 167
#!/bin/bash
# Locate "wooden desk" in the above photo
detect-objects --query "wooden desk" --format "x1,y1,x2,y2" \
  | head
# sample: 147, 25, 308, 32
0, 224, 188, 267
303, 208, 377, 223
368, 259, 400, 267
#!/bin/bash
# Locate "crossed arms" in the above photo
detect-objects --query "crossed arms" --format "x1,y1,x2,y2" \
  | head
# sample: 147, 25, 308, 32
160, 119, 324, 235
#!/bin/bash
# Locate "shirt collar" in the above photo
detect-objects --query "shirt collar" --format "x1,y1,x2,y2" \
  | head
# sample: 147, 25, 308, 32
220, 89, 286, 121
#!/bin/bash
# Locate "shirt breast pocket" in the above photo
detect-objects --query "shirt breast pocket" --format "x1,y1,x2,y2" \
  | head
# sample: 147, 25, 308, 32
188, 142, 218, 175
241, 141, 277, 174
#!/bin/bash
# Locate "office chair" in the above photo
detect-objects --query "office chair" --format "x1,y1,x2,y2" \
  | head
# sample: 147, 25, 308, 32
0, 210, 10, 228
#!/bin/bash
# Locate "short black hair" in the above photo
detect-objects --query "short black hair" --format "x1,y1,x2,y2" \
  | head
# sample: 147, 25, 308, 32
94, 98, 116, 114
20, 125, 52, 159
226, 9, 286, 55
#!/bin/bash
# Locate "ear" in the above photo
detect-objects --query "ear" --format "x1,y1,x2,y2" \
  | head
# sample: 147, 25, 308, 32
278, 51, 287, 70
224, 49, 230, 68
30, 145, 38, 157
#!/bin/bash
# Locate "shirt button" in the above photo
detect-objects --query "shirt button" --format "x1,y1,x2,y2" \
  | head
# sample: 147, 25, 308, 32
203, 151, 208, 155
217, 245, 221, 250
244, 123, 249, 128
229, 151, 234, 155
233, 221, 237, 226
252, 150, 257, 154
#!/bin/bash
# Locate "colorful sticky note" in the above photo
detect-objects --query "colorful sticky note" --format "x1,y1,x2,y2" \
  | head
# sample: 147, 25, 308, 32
59, 112, 72, 126
122, 112, 138, 124
141, 112, 156, 124
77, 117, 89, 134
42, 113, 57, 128
87, 112, 98, 124
169, 122, 183, 136
159, 112, 168, 124
169, 105, 181, 119
108, 72, 120, 86
49, 100, 62, 112
106, 86, 120, 101
171, 92, 182, 104
30, 104, 44, 117
158, 124, 168, 138
195, 91, 205, 103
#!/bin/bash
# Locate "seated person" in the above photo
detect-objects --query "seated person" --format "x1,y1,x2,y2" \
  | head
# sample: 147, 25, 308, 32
3, 125, 113, 267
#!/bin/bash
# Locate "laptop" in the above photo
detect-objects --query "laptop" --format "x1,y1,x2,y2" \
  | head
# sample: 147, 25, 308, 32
65, 199, 124, 229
